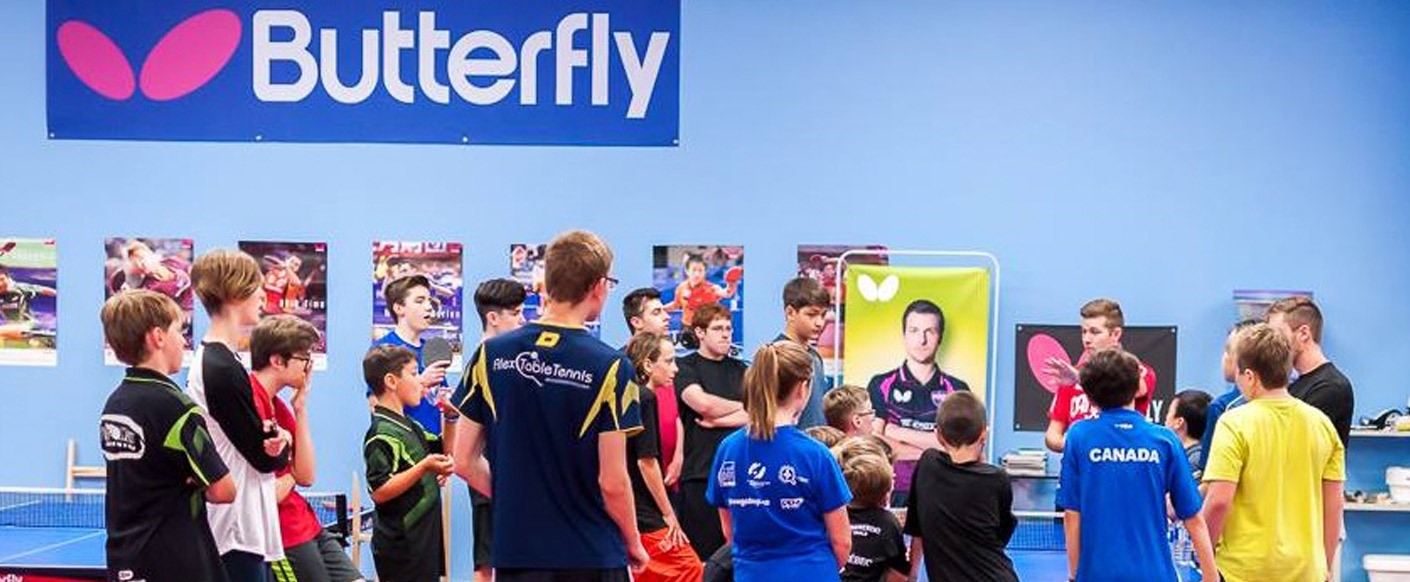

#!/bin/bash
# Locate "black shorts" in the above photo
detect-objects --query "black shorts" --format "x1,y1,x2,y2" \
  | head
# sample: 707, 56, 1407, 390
274, 530, 362, 582
470, 486, 493, 569
495, 568, 630, 582
678, 480, 725, 561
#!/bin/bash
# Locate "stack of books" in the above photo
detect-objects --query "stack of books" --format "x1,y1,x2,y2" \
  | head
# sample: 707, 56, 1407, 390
1002, 449, 1048, 477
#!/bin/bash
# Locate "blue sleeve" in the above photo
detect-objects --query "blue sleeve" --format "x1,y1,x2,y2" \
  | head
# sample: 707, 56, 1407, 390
1167, 436, 1204, 519
1057, 429, 1081, 511
814, 444, 852, 512
1198, 398, 1226, 470
704, 438, 731, 508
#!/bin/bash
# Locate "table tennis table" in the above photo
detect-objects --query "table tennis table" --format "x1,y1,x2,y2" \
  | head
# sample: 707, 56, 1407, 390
0, 487, 366, 581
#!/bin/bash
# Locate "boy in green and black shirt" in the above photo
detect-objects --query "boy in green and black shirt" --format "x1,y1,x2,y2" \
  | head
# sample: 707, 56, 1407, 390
363, 345, 457, 582
100, 290, 235, 582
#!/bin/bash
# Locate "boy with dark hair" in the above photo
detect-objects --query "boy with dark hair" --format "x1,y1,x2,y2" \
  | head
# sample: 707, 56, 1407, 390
374, 274, 452, 434
464, 277, 528, 582
776, 277, 832, 428
1266, 296, 1355, 446
623, 287, 670, 336
451, 230, 648, 581
841, 454, 908, 582
1203, 324, 1345, 582
1060, 350, 1216, 582
101, 290, 235, 582
364, 345, 457, 582
1164, 389, 1212, 475
1044, 298, 1156, 453
251, 316, 364, 582
905, 392, 1017, 582
824, 385, 875, 437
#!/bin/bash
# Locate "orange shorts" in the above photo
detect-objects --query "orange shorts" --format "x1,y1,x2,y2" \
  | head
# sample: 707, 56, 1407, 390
638, 526, 704, 582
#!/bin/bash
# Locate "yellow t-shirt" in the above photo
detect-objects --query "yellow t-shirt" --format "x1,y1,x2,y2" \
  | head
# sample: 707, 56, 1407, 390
1203, 396, 1346, 582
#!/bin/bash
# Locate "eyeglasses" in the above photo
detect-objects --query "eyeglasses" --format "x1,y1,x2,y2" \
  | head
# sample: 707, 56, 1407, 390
856, 409, 876, 418
605, 276, 620, 291
287, 354, 313, 372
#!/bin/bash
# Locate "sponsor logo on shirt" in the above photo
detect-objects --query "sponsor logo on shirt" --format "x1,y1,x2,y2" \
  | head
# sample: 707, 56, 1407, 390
493, 351, 595, 389
780, 497, 804, 510
747, 462, 771, 488
1088, 447, 1161, 464
717, 461, 736, 488
778, 465, 798, 486
100, 414, 145, 460
727, 497, 771, 508
847, 554, 875, 567
852, 523, 883, 536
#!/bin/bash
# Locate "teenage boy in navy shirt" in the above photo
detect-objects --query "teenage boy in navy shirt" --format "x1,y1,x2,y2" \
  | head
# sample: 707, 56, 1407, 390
1058, 349, 1217, 582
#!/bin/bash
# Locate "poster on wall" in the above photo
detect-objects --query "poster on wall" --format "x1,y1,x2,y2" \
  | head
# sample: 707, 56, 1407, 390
374, 242, 465, 368
46, 1, 681, 145
0, 238, 58, 366
653, 245, 744, 354
843, 265, 992, 477
509, 243, 601, 336
1234, 289, 1312, 323
238, 241, 328, 369
1013, 324, 1177, 432
103, 237, 194, 366
796, 244, 887, 379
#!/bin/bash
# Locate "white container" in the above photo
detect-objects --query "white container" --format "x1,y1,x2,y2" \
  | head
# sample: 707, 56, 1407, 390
1365, 554, 1410, 582
1389, 467, 1410, 504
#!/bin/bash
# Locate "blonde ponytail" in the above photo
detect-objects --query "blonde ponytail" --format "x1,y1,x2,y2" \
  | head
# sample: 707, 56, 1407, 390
744, 341, 814, 440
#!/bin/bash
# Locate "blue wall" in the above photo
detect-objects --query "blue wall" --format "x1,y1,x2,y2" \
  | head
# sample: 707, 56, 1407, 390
4, 1, 1410, 580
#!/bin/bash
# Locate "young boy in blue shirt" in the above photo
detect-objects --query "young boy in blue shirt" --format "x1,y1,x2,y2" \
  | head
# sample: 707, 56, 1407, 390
1058, 349, 1217, 582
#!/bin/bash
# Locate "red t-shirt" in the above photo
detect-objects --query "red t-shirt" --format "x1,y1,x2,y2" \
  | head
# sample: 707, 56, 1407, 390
251, 376, 322, 548
1048, 359, 1157, 425
653, 383, 680, 473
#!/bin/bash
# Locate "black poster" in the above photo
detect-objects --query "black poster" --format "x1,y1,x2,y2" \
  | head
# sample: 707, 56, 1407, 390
1012, 325, 1177, 431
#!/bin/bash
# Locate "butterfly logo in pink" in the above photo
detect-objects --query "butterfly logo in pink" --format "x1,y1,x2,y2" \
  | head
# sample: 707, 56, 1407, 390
56, 9, 242, 101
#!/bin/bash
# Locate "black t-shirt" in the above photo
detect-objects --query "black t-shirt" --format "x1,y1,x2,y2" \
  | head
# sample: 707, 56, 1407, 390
842, 507, 909, 582
1289, 362, 1354, 446
102, 367, 231, 582
904, 450, 1018, 582
675, 352, 747, 483
364, 406, 445, 580
628, 388, 668, 533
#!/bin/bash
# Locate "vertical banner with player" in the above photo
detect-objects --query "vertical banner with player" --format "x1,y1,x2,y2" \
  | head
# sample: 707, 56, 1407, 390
0, 238, 58, 366
509, 243, 600, 336
843, 265, 991, 494
652, 245, 744, 354
796, 245, 887, 378
104, 237, 194, 366
238, 241, 329, 369
1014, 325, 1177, 430
374, 242, 465, 368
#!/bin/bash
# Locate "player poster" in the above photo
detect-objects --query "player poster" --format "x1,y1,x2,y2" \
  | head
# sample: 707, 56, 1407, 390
103, 237, 194, 366
509, 243, 601, 336
652, 245, 744, 355
1013, 324, 1178, 431
797, 244, 887, 379
843, 265, 992, 474
0, 238, 58, 366
374, 242, 465, 368
238, 241, 329, 370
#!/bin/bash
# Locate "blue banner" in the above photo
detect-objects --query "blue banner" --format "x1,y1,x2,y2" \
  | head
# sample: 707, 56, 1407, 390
47, 0, 680, 145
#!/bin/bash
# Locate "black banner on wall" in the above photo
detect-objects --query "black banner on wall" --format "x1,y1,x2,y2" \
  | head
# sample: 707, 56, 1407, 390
1013, 324, 1177, 431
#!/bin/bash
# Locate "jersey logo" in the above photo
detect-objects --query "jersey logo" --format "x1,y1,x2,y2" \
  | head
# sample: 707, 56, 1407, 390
892, 388, 913, 404
101, 414, 146, 460
535, 331, 560, 348
857, 273, 900, 302
778, 465, 798, 486
717, 461, 736, 487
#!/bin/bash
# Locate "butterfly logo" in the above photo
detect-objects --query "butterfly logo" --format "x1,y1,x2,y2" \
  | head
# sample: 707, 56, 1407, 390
892, 389, 913, 404
856, 273, 900, 302
55, 9, 242, 101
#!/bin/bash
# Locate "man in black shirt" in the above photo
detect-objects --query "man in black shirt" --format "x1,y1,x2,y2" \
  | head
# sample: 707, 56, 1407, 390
100, 290, 235, 582
904, 392, 1017, 582
675, 304, 748, 560
1267, 296, 1355, 446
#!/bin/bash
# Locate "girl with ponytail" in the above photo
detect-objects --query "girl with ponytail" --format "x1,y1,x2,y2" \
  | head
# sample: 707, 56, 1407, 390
704, 341, 853, 581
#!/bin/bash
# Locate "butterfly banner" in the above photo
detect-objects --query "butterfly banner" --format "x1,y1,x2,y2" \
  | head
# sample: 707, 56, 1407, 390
1013, 324, 1177, 431
843, 265, 991, 468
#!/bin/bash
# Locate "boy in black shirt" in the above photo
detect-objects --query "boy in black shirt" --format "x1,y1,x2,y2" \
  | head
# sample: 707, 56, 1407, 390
840, 454, 908, 582
904, 392, 1018, 582
100, 290, 235, 582
363, 345, 456, 582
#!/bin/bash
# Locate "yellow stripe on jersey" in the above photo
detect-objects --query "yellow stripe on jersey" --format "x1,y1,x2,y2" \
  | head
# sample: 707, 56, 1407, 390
579, 360, 623, 438
473, 347, 496, 421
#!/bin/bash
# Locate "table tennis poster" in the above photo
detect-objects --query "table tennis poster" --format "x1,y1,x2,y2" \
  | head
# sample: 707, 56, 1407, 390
237, 240, 329, 370
509, 243, 601, 338
0, 238, 58, 366
651, 245, 744, 355
373, 241, 465, 369
103, 237, 194, 367
1013, 324, 1177, 431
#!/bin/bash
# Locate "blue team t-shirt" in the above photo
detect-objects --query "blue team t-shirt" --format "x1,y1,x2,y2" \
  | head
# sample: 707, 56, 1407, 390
373, 330, 443, 434
1197, 388, 1246, 471
1058, 408, 1202, 582
452, 322, 643, 569
705, 425, 851, 582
